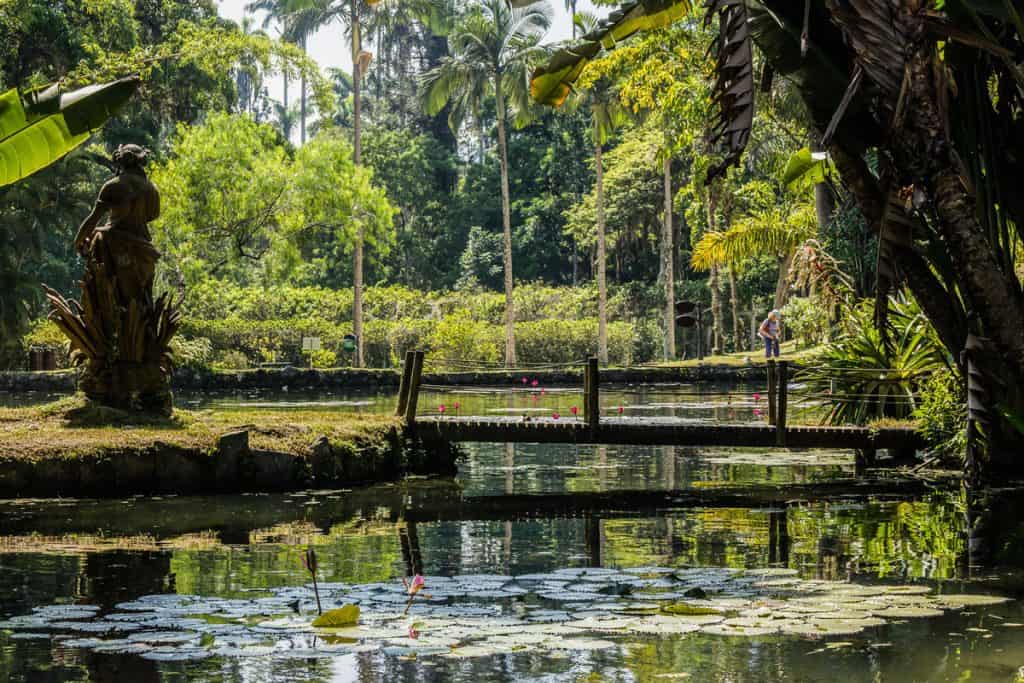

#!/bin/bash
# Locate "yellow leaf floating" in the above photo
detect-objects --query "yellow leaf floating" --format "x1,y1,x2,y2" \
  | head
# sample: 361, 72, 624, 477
312, 604, 360, 628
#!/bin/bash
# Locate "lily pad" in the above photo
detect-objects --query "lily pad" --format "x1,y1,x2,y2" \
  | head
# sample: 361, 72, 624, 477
933, 594, 1012, 607
312, 605, 360, 628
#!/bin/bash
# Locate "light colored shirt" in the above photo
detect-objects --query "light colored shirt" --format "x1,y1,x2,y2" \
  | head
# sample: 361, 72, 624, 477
760, 318, 779, 338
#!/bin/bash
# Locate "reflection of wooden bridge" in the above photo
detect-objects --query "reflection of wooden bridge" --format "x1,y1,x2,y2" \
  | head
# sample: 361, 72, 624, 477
411, 418, 921, 454
395, 352, 923, 460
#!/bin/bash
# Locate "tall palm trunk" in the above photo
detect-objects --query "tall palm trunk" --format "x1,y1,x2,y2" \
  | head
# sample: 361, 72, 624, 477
661, 154, 675, 360
351, 1, 365, 367
594, 117, 608, 365
707, 189, 723, 354
300, 36, 308, 145
728, 267, 742, 351
495, 76, 516, 367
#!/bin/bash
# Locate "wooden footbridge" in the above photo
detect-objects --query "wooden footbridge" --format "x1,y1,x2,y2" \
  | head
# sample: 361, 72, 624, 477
394, 352, 924, 459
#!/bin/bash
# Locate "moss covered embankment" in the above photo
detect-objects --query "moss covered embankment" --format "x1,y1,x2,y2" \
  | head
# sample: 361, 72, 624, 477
0, 397, 458, 498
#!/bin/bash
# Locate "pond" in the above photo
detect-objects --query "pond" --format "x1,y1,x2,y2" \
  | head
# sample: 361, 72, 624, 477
1, 384, 1022, 682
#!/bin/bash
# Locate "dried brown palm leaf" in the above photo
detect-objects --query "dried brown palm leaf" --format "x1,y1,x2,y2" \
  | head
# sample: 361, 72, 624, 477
704, 0, 754, 183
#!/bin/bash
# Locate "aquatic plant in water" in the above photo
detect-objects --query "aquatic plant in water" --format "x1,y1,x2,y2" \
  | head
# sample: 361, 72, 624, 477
0, 567, 1011, 663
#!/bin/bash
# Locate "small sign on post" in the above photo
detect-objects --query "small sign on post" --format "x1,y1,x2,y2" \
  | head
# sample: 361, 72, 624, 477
302, 337, 321, 369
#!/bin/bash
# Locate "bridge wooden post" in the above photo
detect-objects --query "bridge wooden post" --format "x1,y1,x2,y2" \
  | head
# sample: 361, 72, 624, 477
767, 360, 777, 426
776, 360, 788, 446
403, 350, 425, 424
586, 356, 600, 438
395, 350, 416, 417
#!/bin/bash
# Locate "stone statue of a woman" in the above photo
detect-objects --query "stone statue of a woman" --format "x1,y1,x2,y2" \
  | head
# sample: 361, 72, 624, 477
46, 144, 180, 415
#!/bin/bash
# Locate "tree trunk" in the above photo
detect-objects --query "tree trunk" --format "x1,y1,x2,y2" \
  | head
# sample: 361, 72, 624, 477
351, 2, 364, 367
710, 266, 724, 355
495, 77, 516, 367
594, 119, 608, 365
829, 144, 966, 356
814, 181, 834, 230
728, 267, 742, 352
774, 251, 793, 311
661, 154, 675, 361
300, 35, 307, 145
707, 190, 723, 354
750, 297, 757, 351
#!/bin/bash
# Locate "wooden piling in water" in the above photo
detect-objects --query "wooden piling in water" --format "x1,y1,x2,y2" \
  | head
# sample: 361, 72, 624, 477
395, 350, 416, 417
776, 360, 788, 446
404, 350, 425, 424
586, 356, 600, 438
767, 360, 777, 426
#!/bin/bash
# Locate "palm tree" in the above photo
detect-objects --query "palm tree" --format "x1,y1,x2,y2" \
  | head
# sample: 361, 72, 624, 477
246, 0, 323, 143
267, 0, 381, 367
691, 203, 817, 310
570, 11, 629, 365
272, 100, 301, 140
424, 0, 552, 367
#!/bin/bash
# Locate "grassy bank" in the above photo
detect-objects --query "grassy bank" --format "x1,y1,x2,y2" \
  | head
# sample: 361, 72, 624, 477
0, 397, 458, 497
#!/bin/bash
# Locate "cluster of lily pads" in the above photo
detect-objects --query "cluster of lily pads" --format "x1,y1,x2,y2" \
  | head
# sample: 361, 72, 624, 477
0, 566, 1012, 662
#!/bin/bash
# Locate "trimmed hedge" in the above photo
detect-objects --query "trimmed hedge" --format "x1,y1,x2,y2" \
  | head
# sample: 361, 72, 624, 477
182, 315, 655, 368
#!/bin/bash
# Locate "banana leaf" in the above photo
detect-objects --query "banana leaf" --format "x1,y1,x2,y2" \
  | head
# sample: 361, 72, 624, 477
782, 147, 828, 189
531, 0, 694, 107
0, 76, 140, 188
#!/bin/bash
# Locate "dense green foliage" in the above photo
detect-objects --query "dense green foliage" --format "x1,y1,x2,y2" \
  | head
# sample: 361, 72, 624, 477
1, 0, 1004, 461
175, 282, 657, 369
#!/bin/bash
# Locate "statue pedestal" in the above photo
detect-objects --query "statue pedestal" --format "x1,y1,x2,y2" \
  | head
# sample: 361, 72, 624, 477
45, 256, 180, 418
79, 360, 174, 416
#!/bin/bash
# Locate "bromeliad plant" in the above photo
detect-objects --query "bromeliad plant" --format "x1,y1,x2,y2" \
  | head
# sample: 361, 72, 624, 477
798, 298, 950, 426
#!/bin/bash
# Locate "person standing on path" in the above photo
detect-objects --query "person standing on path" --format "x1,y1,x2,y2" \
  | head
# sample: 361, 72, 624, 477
758, 310, 782, 359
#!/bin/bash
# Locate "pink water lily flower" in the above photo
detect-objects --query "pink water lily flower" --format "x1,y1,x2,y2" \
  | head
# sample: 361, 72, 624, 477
438, 404, 446, 413
408, 624, 420, 639
521, 377, 529, 385
406, 574, 426, 595
570, 406, 578, 416
753, 393, 761, 401
754, 408, 762, 417
531, 379, 539, 387
617, 406, 624, 414
552, 412, 560, 420
453, 401, 461, 411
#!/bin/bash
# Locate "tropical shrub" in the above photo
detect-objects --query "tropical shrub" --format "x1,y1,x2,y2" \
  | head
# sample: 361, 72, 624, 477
782, 296, 830, 349
914, 368, 967, 460
797, 298, 949, 425
214, 350, 250, 371
306, 349, 337, 369
21, 319, 66, 351
168, 336, 214, 371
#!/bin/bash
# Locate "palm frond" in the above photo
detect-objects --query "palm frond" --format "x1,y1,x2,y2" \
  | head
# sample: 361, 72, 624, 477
691, 204, 815, 270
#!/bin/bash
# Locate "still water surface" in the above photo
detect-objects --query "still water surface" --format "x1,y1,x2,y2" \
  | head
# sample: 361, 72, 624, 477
1, 384, 1022, 682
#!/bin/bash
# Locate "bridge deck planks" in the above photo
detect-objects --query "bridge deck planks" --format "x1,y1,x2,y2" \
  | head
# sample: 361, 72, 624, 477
414, 416, 922, 451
